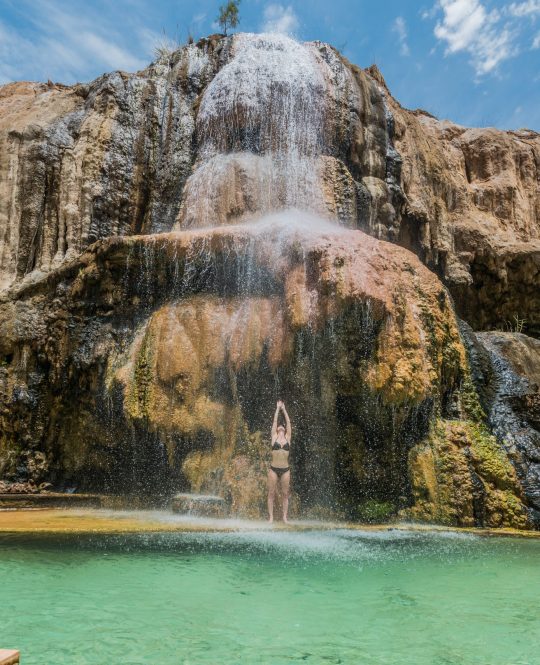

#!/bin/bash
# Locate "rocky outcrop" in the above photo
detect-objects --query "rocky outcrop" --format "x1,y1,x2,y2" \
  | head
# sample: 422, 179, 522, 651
473, 332, 540, 523
386, 102, 540, 335
2, 37, 538, 335
0, 217, 472, 515
0, 32, 538, 526
0, 41, 218, 289
405, 419, 530, 529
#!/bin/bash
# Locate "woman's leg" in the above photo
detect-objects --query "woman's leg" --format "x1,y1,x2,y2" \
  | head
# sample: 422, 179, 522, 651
279, 471, 290, 523
267, 468, 278, 523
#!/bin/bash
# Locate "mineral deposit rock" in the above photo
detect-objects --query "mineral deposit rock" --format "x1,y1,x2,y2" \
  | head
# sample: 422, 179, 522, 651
0, 33, 538, 526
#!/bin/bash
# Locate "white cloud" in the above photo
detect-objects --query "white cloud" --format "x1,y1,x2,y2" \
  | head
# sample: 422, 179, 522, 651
262, 4, 299, 35
392, 16, 410, 56
433, 0, 516, 74
421, 6, 439, 20
507, 1, 540, 17
0, 22, 33, 83
79, 32, 144, 71
431, 0, 540, 74
435, 0, 488, 53
0, 18, 83, 84
0, 1, 147, 85
41, 3, 145, 71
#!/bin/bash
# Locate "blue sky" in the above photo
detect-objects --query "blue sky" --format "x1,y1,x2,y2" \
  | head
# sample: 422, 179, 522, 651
0, 0, 539, 130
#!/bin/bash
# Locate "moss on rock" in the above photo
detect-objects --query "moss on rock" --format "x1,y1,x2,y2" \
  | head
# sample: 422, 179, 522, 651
404, 419, 530, 529
355, 499, 396, 523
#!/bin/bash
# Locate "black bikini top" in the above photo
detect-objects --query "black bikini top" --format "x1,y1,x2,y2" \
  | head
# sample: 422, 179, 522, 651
272, 440, 290, 451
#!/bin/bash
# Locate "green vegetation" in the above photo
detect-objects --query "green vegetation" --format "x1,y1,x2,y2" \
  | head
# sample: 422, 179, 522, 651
405, 416, 529, 529
355, 499, 395, 523
218, 0, 241, 35
459, 372, 486, 423
467, 422, 515, 490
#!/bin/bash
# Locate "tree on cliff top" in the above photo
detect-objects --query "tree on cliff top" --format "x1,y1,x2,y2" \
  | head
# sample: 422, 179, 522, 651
218, 0, 240, 35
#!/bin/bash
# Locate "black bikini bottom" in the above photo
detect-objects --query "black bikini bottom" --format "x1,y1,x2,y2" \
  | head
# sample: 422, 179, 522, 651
270, 466, 290, 478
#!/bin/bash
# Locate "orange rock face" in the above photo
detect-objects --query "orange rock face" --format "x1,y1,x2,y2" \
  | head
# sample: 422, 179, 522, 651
87, 218, 466, 515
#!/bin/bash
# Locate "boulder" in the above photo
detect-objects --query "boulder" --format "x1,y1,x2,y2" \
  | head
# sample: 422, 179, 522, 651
171, 493, 229, 518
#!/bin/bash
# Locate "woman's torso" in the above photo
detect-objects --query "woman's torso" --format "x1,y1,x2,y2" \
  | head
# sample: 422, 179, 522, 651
271, 437, 290, 469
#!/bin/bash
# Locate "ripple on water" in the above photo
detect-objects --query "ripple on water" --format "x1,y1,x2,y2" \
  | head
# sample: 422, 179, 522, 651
1, 526, 540, 665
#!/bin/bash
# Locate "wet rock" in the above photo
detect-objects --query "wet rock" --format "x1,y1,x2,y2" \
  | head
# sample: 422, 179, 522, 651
171, 493, 229, 518
0, 218, 467, 516
0, 480, 39, 494
404, 419, 530, 529
475, 332, 540, 524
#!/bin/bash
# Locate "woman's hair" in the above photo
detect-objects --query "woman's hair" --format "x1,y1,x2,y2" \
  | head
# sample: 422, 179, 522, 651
277, 424, 286, 431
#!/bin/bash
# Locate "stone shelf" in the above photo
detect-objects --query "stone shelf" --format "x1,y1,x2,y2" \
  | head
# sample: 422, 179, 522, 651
172, 493, 229, 518
0, 493, 102, 509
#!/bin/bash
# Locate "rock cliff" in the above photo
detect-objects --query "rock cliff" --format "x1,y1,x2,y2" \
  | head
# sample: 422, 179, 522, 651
0, 33, 538, 527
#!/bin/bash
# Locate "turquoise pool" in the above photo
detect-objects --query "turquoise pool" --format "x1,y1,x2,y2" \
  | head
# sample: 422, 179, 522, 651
1, 528, 539, 664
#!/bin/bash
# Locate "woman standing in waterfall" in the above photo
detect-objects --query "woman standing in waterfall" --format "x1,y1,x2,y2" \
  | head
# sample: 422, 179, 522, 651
268, 400, 292, 523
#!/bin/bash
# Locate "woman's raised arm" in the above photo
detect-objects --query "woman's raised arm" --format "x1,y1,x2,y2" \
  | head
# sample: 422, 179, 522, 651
271, 402, 281, 441
282, 403, 292, 441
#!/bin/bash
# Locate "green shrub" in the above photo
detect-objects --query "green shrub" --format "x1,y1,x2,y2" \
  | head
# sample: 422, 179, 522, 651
355, 499, 395, 523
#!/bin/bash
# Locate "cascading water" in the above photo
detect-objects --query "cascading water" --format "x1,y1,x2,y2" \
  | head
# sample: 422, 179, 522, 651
100, 32, 457, 519
177, 33, 338, 228
159, 33, 365, 513
0, 29, 526, 530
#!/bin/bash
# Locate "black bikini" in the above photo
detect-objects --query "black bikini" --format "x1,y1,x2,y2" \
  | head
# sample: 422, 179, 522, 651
272, 441, 290, 451
270, 465, 290, 477
271, 440, 290, 477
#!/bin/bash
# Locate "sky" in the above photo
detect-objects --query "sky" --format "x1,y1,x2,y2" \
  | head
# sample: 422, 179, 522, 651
0, 0, 539, 130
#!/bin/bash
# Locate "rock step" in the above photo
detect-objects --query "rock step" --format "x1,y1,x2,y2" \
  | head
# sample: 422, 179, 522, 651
0, 493, 102, 509
172, 493, 229, 517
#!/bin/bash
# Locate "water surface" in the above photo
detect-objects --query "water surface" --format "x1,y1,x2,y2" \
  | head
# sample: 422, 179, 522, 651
1, 528, 539, 664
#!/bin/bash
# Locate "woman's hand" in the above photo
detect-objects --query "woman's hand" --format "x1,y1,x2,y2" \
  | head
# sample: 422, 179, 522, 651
277, 400, 284, 410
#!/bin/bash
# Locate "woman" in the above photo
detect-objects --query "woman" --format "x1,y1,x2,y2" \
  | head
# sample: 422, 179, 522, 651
268, 400, 292, 523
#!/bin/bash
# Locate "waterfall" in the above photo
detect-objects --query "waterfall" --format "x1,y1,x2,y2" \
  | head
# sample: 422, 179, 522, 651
100, 33, 419, 516
177, 33, 334, 229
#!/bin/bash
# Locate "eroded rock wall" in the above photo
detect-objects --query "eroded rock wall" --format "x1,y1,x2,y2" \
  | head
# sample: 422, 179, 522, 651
475, 332, 540, 521
0, 33, 538, 527
0, 39, 222, 290
383, 89, 540, 334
